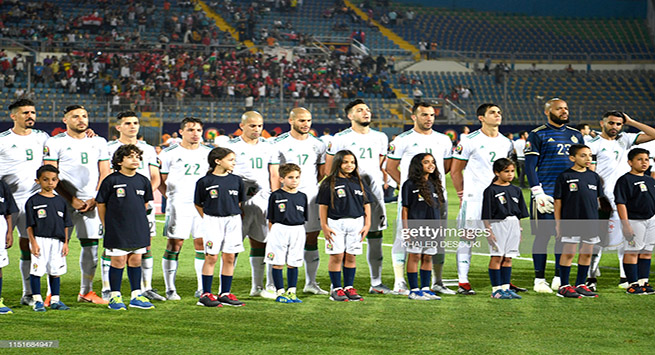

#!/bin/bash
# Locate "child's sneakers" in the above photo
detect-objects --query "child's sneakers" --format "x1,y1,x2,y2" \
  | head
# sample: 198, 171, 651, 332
286, 291, 302, 303
557, 285, 582, 298
642, 283, 655, 295
218, 293, 245, 307
408, 289, 430, 300
626, 283, 645, 295
0, 298, 13, 314
505, 289, 523, 299
33, 301, 46, 312
275, 293, 294, 303
574, 285, 598, 298
344, 287, 363, 301
50, 301, 70, 310
129, 295, 155, 309
421, 287, 441, 300
197, 293, 222, 307
533, 279, 553, 293
329, 288, 349, 302
78, 291, 109, 305
491, 289, 512, 299
108, 295, 127, 310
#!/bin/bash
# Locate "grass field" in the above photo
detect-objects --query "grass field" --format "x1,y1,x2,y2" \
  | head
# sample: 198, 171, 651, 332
1, 180, 653, 354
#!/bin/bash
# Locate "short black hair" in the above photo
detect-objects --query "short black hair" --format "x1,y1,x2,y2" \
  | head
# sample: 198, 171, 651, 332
476, 103, 499, 117
117, 111, 138, 121
411, 101, 432, 115
575, 123, 590, 131
344, 99, 366, 116
180, 117, 203, 130
569, 144, 590, 157
519, 130, 527, 137
8, 99, 35, 112
64, 104, 85, 114
602, 111, 626, 124
111, 144, 143, 170
628, 147, 650, 161
36, 165, 59, 179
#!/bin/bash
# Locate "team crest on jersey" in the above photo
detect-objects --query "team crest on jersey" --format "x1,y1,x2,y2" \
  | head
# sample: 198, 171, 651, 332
116, 188, 126, 198
267, 252, 275, 260
37, 209, 47, 219
337, 188, 346, 198
569, 183, 578, 192
43, 146, 50, 156
455, 144, 463, 154
571, 136, 579, 143
497, 195, 507, 204
210, 189, 218, 198
278, 203, 286, 212
206, 241, 213, 248
640, 183, 648, 192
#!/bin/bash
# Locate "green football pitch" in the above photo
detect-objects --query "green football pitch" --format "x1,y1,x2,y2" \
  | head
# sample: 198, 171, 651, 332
1, 180, 652, 353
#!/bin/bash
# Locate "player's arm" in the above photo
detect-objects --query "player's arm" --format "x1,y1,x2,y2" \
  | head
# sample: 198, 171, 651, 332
158, 173, 168, 197
525, 154, 554, 213
83, 160, 111, 212
450, 158, 467, 203
149, 165, 161, 192
194, 204, 204, 217
4, 214, 12, 249
616, 203, 634, 240
44, 160, 87, 211
625, 113, 655, 144
385, 158, 401, 185
269, 164, 280, 191
317, 163, 326, 182
553, 199, 562, 238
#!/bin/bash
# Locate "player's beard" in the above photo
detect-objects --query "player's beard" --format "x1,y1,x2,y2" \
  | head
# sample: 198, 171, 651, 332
549, 112, 569, 125
291, 124, 309, 135
356, 118, 371, 127
603, 125, 619, 138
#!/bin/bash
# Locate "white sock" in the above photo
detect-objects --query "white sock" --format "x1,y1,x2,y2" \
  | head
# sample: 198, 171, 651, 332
534, 278, 546, 285
110, 291, 121, 298
432, 254, 444, 285
250, 256, 265, 290
638, 278, 647, 286
19, 258, 32, 295
33, 294, 43, 303
51, 295, 60, 303
194, 250, 204, 292
304, 249, 320, 286
162, 257, 178, 292
492, 286, 501, 292
501, 284, 509, 290
80, 244, 98, 294
392, 260, 406, 286
266, 264, 274, 288
366, 237, 383, 286
141, 256, 153, 291
456, 243, 471, 284
618, 247, 626, 278
101, 254, 111, 292
288, 286, 297, 294
589, 248, 602, 278
131, 289, 141, 299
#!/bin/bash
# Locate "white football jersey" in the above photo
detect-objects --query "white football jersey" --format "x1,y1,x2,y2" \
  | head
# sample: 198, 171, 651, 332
270, 132, 326, 192
588, 132, 640, 203
227, 136, 272, 196
0, 128, 49, 201
44, 133, 110, 200
387, 128, 452, 195
158, 144, 211, 205
327, 127, 388, 184
107, 140, 159, 181
453, 129, 513, 202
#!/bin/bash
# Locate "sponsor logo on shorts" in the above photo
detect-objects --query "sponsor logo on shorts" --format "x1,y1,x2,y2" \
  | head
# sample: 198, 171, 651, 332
267, 252, 275, 260
569, 182, 578, 192
33, 263, 38, 270
455, 144, 463, 154
37, 209, 47, 219
210, 189, 218, 198
278, 203, 286, 212
388, 143, 395, 155
206, 241, 213, 248
117, 187, 126, 197
326, 243, 333, 251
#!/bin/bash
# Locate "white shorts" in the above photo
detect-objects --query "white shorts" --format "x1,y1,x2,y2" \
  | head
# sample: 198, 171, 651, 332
0, 217, 8, 268
105, 247, 148, 257
69, 206, 102, 240
624, 217, 655, 252
325, 217, 364, 255
30, 237, 67, 277
203, 215, 245, 255
606, 213, 624, 249
164, 203, 203, 240
147, 202, 156, 238
265, 224, 306, 267
488, 216, 521, 257
364, 176, 387, 232
457, 199, 484, 230
13, 198, 29, 238
406, 244, 437, 256
302, 187, 321, 233
241, 189, 269, 243
560, 235, 601, 245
